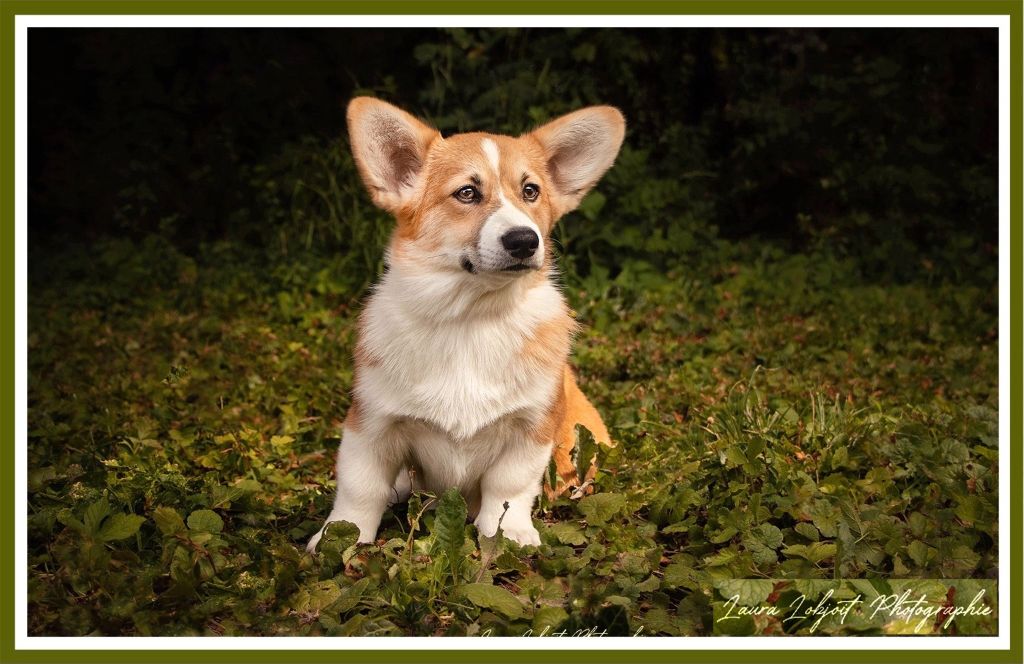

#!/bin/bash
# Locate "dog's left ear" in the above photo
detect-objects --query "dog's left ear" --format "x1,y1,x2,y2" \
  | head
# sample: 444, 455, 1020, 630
527, 106, 626, 219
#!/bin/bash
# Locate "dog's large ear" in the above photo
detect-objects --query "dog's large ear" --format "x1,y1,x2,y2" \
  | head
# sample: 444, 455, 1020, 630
527, 106, 626, 219
347, 97, 440, 213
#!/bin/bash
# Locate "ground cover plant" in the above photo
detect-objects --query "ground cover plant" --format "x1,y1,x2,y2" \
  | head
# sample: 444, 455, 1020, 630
26, 231, 999, 636
27, 27, 998, 637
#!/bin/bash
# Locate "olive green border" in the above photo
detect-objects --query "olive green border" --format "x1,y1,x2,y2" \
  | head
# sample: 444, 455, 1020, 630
2, 1, 1019, 663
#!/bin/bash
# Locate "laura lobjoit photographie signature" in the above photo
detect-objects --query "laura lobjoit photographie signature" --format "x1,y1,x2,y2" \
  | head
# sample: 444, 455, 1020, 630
718, 588, 994, 634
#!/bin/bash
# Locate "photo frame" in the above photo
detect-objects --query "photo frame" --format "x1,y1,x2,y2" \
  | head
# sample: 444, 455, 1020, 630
4, 2, 1020, 662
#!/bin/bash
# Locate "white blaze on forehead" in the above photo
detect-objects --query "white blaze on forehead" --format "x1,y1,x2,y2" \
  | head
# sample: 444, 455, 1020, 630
481, 138, 501, 172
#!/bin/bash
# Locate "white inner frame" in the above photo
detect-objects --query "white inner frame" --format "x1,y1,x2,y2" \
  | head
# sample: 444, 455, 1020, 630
12, 12, 1013, 652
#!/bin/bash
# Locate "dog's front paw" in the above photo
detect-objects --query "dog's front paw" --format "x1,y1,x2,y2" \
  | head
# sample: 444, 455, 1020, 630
501, 522, 542, 547
305, 527, 325, 554
475, 513, 541, 547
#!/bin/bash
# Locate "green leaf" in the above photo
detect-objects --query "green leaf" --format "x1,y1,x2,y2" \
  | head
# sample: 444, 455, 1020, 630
809, 501, 839, 538
97, 513, 146, 541
431, 488, 467, 578
751, 523, 783, 549
83, 497, 111, 534
954, 496, 983, 525
661, 521, 691, 534
722, 445, 748, 468
494, 551, 529, 575
322, 520, 360, 549
152, 506, 186, 535
709, 526, 739, 544
793, 579, 840, 598
545, 522, 586, 546
332, 577, 372, 614
714, 579, 774, 606
830, 445, 849, 469
407, 492, 424, 529
644, 606, 686, 635
662, 562, 702, 591
187, 509, 224, 533
743, 523, 783, 565
578, 492, 625, 526
545, 457, 559, 495
233, 478, 262, 493
907, 540, 936, 568
56, 508, 86, 535
291, 580, 343, 613
713, 606, 755, 635
794, 522, 820, 541
270, 434, 294, 450
317, 520, 361, 562
942, 545, 981, 575
782, 542, 838, 564
907, 511, 929, 537
746, 541, 778, 566
574, 425, 597, 489
703, 548, 743, 570
460, 582, 524, 619
532, 606, 568, 632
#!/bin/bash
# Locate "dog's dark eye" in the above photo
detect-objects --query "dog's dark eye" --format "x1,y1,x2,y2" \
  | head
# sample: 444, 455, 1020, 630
522, 183, 541, 202
453, 185, 480, 204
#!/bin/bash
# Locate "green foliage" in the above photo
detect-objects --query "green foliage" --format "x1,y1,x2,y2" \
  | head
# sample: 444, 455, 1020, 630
459, 584, 525, 620
578, 493, 626, 527
27, 228, 998, 635
430, 489, 469, 584
238, 136, 393, 293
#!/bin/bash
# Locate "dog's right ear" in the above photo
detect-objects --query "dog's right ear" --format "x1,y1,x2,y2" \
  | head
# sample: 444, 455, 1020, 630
347, 97, 440, 213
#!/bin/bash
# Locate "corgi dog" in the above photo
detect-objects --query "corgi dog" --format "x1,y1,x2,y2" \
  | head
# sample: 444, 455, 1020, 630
307, 97, 624, 551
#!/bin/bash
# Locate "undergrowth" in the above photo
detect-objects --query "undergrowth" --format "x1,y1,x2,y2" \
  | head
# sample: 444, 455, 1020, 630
27, 231, 998, 636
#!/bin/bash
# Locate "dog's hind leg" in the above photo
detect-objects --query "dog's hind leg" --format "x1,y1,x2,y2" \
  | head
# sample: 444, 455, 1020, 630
388, 467, 416, 506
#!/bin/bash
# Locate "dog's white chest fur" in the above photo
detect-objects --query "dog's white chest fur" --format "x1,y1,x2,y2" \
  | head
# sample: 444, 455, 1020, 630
356, 268, 564, 440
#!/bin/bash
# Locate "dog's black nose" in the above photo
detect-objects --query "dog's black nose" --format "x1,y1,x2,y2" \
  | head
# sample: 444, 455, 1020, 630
501, 227, 540, 259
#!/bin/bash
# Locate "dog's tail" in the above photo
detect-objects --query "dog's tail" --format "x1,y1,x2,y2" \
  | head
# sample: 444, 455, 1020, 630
546, 366, 614, 500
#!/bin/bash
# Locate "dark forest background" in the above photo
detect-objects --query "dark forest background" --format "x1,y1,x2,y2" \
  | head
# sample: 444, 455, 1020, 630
29, 28, 998, 286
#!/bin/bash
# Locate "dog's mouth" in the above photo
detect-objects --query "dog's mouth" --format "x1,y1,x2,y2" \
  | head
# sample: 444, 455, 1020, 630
461, 256, 534, 274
